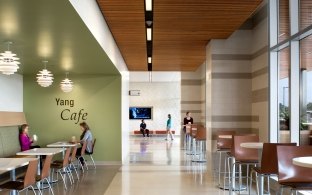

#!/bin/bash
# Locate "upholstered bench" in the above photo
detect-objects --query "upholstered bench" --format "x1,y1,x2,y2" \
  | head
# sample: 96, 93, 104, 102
0, 126, 22, 157
155, 130, 175, 135
133, 130, 154, 135
0, 125, 31, 184
133, 130, 175, 136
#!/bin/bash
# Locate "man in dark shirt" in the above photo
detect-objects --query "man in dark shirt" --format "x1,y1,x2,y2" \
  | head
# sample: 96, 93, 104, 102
140, 119, 149, 137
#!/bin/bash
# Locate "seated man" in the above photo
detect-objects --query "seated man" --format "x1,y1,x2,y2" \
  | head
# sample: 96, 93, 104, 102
140, 119, 150, 137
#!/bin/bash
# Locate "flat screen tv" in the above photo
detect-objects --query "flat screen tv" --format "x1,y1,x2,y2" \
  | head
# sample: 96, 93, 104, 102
129, 107, 152, 120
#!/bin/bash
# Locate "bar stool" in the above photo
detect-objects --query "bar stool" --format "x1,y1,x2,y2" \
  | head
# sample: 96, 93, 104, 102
249, 143, 296, 195
277, 145, 312, 195
215, 130, 236, 189
192, 125, 206, 163
186, 125, 197, 155
228, 134, 259, 194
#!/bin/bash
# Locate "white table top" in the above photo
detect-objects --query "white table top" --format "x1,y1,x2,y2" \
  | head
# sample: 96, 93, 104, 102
240, 142, 263, 149
0, 158, 38, 171
16, 148, 65, 156
47, 141, 78, 148
218, 135, 232, 139
293, 157, 312, 168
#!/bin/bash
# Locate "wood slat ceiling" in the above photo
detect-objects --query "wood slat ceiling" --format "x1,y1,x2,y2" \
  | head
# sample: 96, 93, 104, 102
97, 0, 263, 71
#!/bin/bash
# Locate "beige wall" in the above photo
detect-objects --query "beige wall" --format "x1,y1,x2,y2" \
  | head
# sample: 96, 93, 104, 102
251, 9, 268, 142
181, 63, 206, 127
206, 3, 268, 151
129, 82, 181, 133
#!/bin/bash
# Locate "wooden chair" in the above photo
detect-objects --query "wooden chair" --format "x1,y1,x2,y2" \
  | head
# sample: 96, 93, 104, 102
77, 139, 96, 170
215, 130, 236, 189
228, 134, 259, 194
192, 125, 206, 162
50, 147, 73, 190
36, 155, 54, 195
0, 159, 39, 195
69, 145, 80, 180
249, 143, 296, 195
277, 145, 312, 194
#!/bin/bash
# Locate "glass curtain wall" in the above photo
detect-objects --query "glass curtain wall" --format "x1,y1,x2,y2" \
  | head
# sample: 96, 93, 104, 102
270, 0, 312, 144
279, 47, 290, 142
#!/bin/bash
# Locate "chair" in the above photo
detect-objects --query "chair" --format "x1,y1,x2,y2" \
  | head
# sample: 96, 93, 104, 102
69, 145, 80, 180
228, 134, 259, 194
249, 143, 296, 195
192, 125, 206, 163
36, 154, 54, 195
0, 159, 39, 195
77, 139, 96, 170
215, 130, 236, 189
50, 147, 73, 190
276, 145, 312, 195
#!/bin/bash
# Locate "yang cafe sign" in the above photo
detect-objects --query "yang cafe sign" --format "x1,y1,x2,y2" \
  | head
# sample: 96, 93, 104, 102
55, 98, 88, 124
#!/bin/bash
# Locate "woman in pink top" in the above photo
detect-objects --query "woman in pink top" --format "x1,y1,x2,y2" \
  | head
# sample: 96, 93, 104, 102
19, 124, 38, 151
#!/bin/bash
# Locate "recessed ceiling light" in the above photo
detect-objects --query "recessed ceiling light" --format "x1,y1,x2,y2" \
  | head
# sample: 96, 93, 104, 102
145, 0, 152, 11
148, 57, 152, 63
147, 28, 152, 41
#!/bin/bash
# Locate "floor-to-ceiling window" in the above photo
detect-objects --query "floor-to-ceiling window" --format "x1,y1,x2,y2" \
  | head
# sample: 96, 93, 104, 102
299, 35, 312, 145
270, 0, 312, 144
278, 47, 290, 142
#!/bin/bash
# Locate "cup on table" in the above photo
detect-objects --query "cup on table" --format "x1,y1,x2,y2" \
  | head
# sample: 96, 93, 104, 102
33, 134, 38, 142
71, 136, 76, 143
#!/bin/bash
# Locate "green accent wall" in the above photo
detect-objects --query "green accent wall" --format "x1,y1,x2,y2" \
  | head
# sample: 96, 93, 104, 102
23, 74, 121, 161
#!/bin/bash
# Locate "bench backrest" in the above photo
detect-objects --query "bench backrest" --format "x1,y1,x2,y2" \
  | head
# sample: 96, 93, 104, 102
0, 126, 21, 157
0, 112, 26, 158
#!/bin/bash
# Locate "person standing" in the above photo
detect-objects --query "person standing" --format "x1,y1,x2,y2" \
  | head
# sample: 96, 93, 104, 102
183, 112, 193, 130
140, 119, 150, 137
165, 114, 174, 141
183, 111, 193, 143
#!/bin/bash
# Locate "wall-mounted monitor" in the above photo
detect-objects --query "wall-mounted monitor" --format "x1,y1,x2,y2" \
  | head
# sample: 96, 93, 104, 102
129, 107, 152, 120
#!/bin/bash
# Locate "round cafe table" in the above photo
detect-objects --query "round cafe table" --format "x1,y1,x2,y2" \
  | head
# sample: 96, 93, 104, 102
293, 156, 312, 168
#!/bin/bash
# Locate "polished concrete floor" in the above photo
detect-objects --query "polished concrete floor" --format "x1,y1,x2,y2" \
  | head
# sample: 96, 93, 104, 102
104, 137, 227, 195
0, 137, 252, 195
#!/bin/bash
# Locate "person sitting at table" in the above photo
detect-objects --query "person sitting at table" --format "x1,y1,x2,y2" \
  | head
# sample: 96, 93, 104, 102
76, 121, 93, 166
140, 119, 150, 137
19, 124, 40, 151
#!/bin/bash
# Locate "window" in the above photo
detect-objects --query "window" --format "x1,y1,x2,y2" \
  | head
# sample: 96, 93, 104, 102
279, 47, 290, 142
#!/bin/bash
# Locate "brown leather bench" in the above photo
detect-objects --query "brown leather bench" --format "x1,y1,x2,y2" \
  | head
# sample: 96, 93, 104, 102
155, 130, 175, 135
133, 130, 175, 135
133, 130, 154, 135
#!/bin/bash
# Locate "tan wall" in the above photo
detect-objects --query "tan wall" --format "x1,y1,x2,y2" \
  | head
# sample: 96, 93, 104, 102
206, 3, 268, 151
181, 63, 206, 127
251, 14, 268, 142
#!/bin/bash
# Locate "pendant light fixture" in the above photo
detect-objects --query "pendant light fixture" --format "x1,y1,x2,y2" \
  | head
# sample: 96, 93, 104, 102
60, 72, 73, 93
0, 42, 20, 75
36, 61, 53, 87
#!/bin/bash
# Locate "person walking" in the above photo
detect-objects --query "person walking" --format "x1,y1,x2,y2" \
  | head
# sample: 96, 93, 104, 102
165, 114, 174, 141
